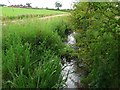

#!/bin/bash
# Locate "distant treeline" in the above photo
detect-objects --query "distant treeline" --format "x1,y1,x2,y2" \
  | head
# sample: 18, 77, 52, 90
0, 4, 6, 7
0, 4, 72, 12
46, 8, 72, 12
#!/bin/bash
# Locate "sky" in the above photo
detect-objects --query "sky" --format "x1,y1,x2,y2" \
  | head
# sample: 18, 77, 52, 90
0, 0, 78, 9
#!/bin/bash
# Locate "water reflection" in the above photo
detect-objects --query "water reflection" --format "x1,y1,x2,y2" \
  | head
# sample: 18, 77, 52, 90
62, 32, 80, 88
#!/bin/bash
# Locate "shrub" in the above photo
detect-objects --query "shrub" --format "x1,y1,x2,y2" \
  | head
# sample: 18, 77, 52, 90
71, 2, 120, 88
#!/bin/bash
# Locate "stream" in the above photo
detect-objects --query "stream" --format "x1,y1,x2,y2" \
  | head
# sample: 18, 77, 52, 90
62, 32, 84, 88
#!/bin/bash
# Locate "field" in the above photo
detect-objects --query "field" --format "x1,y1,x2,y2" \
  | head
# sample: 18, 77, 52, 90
1, 7, 67, 20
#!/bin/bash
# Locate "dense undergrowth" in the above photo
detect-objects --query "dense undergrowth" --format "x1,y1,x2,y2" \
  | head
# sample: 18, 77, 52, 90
71, 2, 120, 88
2, 17, 72, 88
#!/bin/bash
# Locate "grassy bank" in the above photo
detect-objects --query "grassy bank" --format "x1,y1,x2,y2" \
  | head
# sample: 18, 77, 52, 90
2, 16, 72, 88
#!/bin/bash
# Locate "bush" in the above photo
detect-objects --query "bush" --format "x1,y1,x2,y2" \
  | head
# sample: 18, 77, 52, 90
71, 2, 120, 88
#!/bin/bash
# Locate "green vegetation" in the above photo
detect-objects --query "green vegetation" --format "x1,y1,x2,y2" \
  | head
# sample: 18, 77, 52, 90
2, 1, 120, 89
2, 16, 72, 88
2, 7, 67, 20
71, 2, 120, 88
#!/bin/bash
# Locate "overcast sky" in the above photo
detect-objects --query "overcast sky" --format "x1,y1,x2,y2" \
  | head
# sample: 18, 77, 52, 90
0, 0, 78, 9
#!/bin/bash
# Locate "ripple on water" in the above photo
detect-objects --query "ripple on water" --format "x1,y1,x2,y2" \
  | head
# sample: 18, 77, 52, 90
62, 32, 81, 88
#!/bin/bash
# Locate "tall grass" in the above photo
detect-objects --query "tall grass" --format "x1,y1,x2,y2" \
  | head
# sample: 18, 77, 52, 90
2, 16, 72, 88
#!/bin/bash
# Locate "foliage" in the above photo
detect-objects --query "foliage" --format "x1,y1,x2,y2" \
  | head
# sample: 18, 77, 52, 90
0, 4, 6, 7
55, 1, 62, 10
2, 17, 71, 88
26, 3, 32, 7
50, 19, 72, 41
71, 2, 120, 88
2, 34, 63, 88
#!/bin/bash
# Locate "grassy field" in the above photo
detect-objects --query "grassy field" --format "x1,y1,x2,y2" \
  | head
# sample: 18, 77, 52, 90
1, 7, 67, 20
2, 16, 72, 88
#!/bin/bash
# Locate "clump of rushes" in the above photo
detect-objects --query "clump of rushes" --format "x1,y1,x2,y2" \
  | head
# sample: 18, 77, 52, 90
2, 17, 72, 88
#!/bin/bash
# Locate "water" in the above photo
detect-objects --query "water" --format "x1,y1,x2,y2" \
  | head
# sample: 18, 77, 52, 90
62, 32, 81, 88
67, 32, 76, 45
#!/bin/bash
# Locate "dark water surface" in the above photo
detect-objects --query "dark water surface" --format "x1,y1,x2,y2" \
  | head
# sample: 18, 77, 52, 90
62, 32, 84, 88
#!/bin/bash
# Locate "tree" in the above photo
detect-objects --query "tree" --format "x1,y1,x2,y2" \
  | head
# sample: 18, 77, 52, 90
55, 1, 62, 10
26, 3, 32, 7
0, 4, 6, 7
20, 4, 23, 6
71, 2, 119, 88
